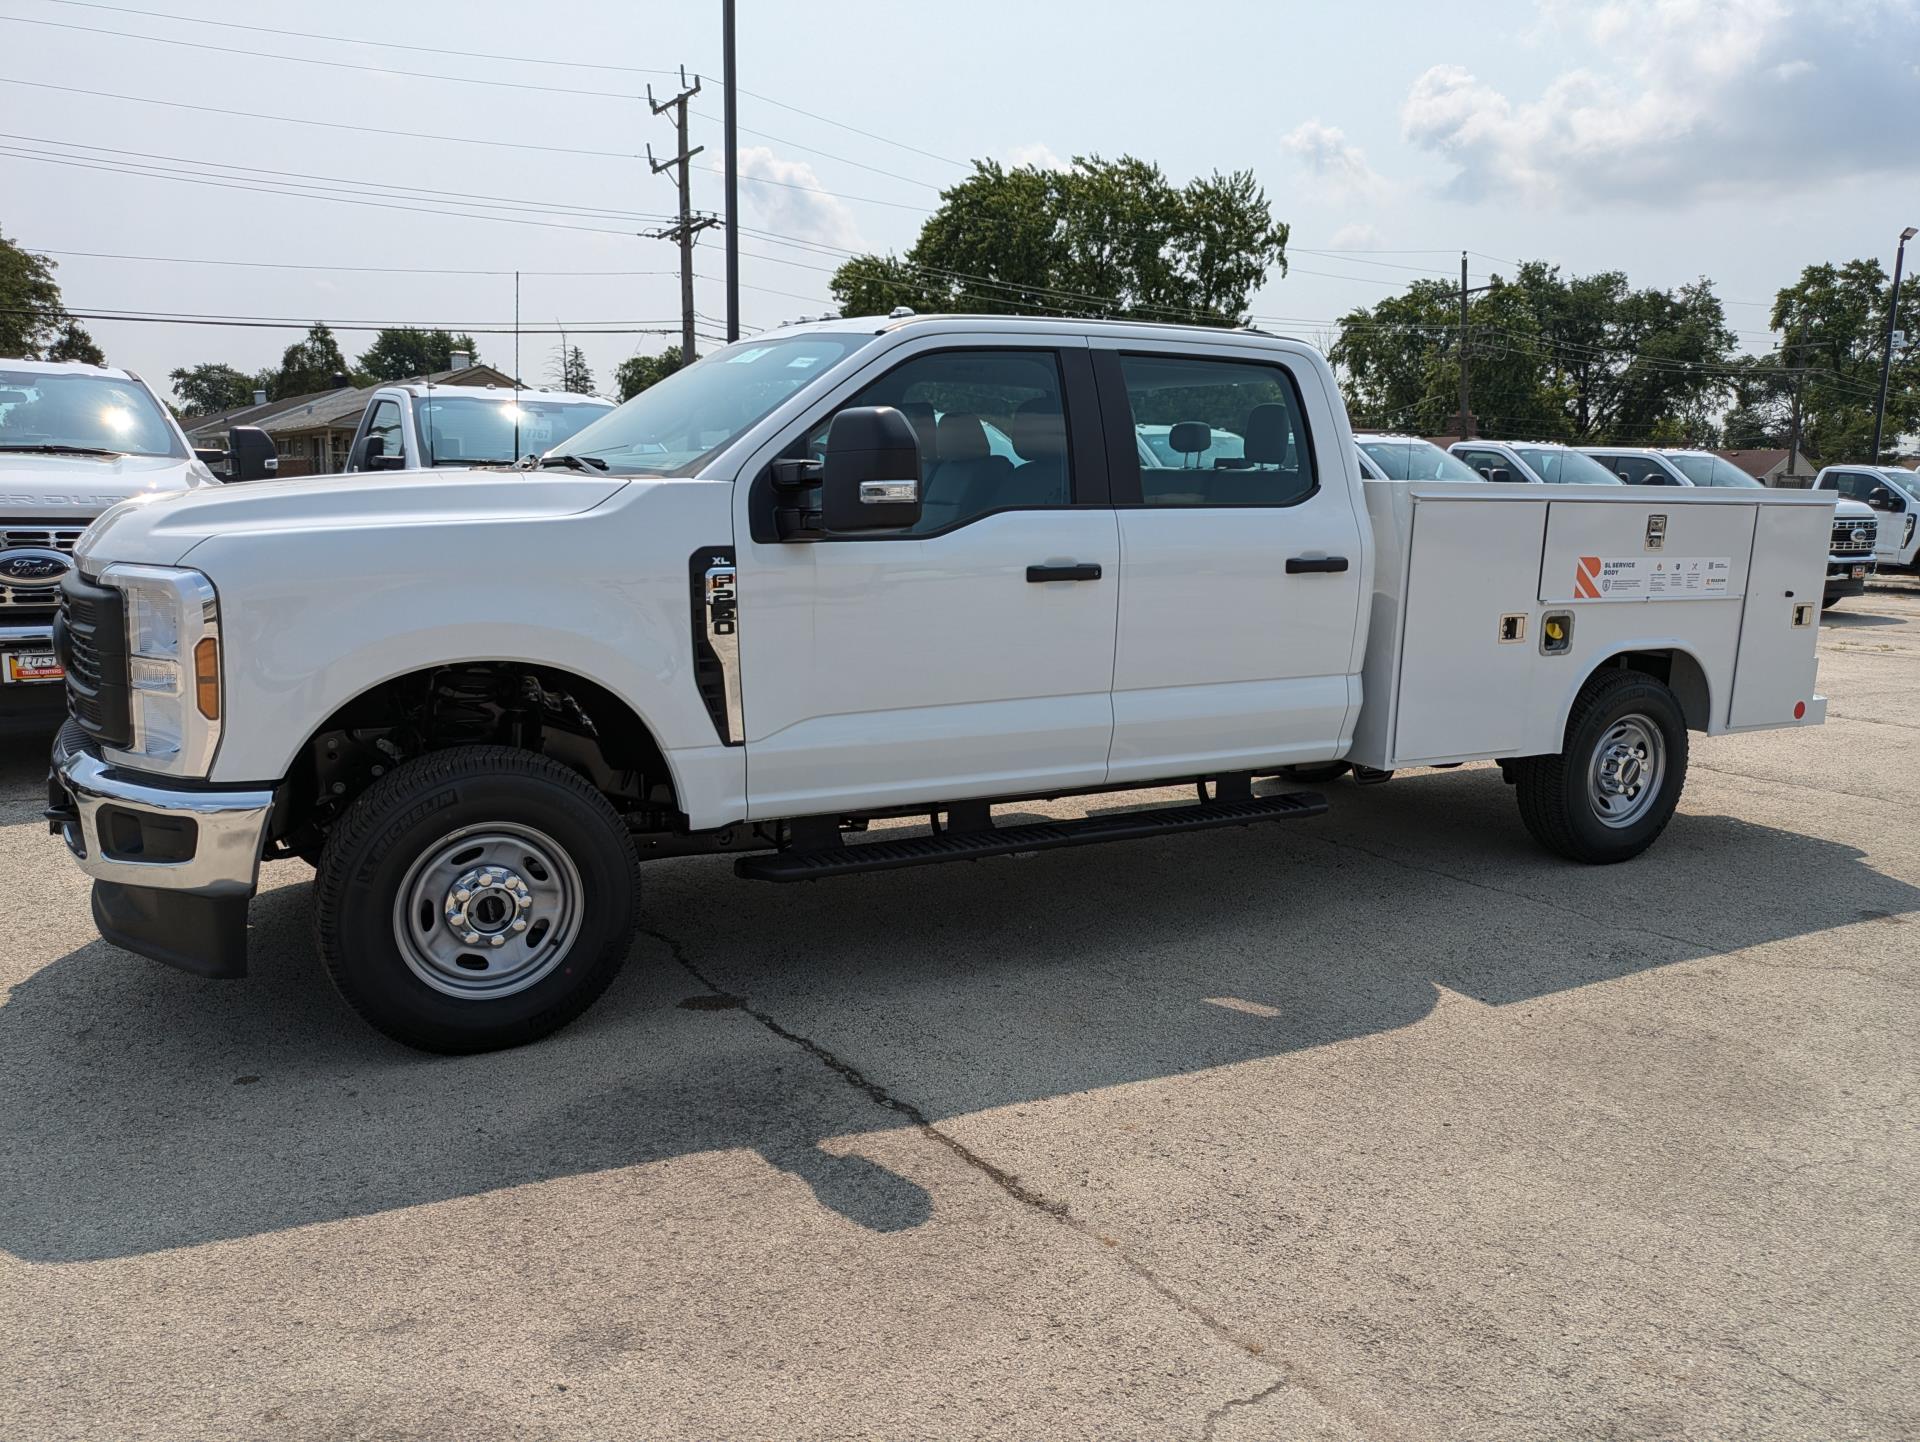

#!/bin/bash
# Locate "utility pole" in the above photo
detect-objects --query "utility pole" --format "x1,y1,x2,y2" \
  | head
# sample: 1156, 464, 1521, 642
1785, 312, 1808, 481
723, 0, 740, 343
1451, 251, 1495, 439
646, 67, 720, 364
1870, 225, 1915, 465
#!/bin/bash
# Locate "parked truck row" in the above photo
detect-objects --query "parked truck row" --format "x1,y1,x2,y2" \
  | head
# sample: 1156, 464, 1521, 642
34, 316, 1844, 1053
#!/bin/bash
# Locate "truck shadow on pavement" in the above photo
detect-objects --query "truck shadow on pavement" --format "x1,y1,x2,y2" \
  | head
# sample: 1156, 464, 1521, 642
3, 765, 1915, 1262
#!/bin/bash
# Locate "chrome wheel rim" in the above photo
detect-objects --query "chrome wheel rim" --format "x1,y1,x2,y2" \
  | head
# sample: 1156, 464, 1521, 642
1587, 715, 1665, 829
392, 822, 583, 1000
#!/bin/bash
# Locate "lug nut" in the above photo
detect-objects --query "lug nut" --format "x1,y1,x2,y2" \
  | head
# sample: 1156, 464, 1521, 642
455, 889, 470, 903
463, 931, 480, 945
489, 935, 505, 947
512, 918, 527, 932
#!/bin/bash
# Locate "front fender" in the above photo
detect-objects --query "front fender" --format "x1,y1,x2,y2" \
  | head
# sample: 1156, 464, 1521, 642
185, 481, 747, 827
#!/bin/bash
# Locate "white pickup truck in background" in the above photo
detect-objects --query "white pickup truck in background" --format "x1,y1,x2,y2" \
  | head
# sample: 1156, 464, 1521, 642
1586, 445, 1886, 605
48, 316, 1837, 1053
1449, 439, 1626, 486
0, 359, 272, 728
1811, 465, 1920, 571
341, 381, 615, 473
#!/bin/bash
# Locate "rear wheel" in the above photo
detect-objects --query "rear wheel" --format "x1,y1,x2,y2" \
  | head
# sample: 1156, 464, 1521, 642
1514, 670, 1688, 864
314, 745, 639, 1053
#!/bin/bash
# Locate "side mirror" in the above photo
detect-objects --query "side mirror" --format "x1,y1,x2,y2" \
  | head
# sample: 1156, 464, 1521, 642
226, 426, 278, 482
1869, 487, 1896, 510
193, 447, 226, 467
1487, 466, 1513, 484
821, 405, 922, 532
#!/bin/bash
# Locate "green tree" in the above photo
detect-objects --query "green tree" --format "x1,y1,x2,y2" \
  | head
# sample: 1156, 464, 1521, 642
169, 362, 261, 415
357, 327, 481, 382
1764, 258, 1919, 463
1332, 263, 1735, 444
45, 321, 105, 366
830, 155, 1289, 325
614, 345, 683, 401
275, 323, 352, 395
0, 227, 100, 362
552, 344, 595, 395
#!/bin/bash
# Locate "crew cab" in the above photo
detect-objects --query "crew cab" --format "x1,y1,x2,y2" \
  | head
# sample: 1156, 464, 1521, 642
1449, 439, 1626, 487
342, 382, 615, 472
0, 360, 269, 728
1812, 465, 1920, 571
47, 317, 1839, 1053
1586, 446, 1883, 606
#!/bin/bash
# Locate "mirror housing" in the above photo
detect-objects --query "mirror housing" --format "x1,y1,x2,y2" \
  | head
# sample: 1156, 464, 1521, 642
1487, 466, 1514, 484
1868, 486, 1896, 510
226, 426, 278, 482
193, 447, 226, 467
821, 405, 922, 532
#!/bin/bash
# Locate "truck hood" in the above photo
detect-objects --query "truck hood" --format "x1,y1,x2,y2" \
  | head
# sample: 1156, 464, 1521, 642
74, 467, 632, 570
0, 451, 212, 517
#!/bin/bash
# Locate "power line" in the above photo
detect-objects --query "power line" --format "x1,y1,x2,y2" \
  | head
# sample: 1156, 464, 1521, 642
26, 249, 680, 278
0, 77, 640, 159
1, 305, 709, 337
38, 0, 972, 170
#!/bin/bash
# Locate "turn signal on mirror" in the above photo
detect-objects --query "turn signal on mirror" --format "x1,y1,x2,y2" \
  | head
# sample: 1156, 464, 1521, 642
193, 636, 220, 720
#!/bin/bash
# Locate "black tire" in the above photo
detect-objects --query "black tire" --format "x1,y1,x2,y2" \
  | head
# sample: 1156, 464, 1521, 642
1277, 760, 1352, 784
313, 745, 639, 1053
1514, 670, 1689, 864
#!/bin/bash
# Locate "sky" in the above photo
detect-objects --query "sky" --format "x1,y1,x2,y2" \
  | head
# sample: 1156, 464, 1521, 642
1, 0, 1916, 405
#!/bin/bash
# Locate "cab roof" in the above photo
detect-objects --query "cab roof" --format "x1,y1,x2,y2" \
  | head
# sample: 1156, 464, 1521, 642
0, 357, 139, 382
385, 382, 613, 405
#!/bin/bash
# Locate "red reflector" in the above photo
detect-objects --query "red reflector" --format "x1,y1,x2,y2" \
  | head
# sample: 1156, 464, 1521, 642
1794, 701, 1807, 720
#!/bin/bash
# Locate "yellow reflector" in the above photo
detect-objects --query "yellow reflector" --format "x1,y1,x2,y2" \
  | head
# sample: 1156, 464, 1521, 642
193, 636, 220, 719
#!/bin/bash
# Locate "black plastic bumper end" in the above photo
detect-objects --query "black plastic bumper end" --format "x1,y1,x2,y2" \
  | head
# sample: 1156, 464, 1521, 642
91, 882, 251, 979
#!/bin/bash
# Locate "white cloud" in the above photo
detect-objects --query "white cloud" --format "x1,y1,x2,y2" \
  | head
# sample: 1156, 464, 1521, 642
1400, 0, 1920, 205
1003, 141, 1071, 173
1281, 121, 1383, 196
1328, 222, 1383, 251
733, 145, 864, 251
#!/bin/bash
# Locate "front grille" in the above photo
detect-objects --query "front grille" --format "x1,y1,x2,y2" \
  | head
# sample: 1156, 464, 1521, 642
55, 571, 131, 748
0, 521, 87, 612
1831, 519, 1875, 556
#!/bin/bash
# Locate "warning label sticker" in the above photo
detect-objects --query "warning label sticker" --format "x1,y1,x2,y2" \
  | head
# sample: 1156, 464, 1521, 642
1573, 555, 1731, 601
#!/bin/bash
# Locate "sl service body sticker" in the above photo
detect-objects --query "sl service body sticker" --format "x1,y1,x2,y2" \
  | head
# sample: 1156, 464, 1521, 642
1573, 554, 1731, 601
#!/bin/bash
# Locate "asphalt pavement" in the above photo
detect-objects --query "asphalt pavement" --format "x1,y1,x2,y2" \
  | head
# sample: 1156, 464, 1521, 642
3, 581, 1916, 1441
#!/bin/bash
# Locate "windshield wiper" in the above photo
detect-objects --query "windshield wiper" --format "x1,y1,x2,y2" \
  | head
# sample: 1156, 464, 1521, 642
0, 443, 125, 457
537, 452, 609, 471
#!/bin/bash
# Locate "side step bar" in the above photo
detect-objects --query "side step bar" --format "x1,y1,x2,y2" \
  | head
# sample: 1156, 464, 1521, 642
735, 791, 1328, 883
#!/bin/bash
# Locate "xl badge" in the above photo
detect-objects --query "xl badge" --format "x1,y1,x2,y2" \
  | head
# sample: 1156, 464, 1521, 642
0, 548, 73, 588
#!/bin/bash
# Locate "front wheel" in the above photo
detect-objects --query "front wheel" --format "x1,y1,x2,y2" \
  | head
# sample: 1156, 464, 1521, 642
313, 745, 639, 1053
1513, 670, 1688, 864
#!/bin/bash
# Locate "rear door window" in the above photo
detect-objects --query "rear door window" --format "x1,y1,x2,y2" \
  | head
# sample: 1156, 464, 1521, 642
1110, 354, 1315, 506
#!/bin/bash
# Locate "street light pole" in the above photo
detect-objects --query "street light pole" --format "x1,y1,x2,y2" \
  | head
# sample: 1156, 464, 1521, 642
1869, 224, 1916, 465
722, 0, 740, 343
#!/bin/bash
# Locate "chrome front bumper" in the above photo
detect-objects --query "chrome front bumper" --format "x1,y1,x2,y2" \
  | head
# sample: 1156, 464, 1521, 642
51, 724, 272, 897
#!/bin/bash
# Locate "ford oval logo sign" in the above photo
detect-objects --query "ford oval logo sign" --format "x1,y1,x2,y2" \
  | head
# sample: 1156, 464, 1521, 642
0, 548, 73, 588
1851, 527, 1872, 545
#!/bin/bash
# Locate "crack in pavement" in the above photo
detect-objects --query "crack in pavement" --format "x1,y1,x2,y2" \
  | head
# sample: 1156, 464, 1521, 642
1199, 1377, 1294, 1442
638, 923, 1390, 1436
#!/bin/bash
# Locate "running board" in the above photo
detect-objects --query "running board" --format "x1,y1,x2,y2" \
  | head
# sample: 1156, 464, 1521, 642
734, 791, 1328, 883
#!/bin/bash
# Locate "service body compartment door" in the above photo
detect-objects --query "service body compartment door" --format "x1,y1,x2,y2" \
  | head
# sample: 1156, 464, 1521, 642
1728, 503, 1829, 728
1392, 497, 1548, 761
1539, 501, 1754, 605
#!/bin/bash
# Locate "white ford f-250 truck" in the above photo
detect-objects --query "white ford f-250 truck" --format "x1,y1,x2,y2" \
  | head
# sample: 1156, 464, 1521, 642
47, 316, 1839, 1053
0, 359, 272, 728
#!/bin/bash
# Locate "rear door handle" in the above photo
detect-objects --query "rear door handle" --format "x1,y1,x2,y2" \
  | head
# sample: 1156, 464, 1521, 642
1027, 563, 1103, 582
1285, 555, 1350, 575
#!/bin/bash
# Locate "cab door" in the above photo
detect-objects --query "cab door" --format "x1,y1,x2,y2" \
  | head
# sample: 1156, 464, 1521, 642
1090, 341, 1367, 782
733, 336, 1119, 819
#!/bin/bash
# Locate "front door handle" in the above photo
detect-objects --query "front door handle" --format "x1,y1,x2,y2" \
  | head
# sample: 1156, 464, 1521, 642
1027, 563, 1103, 582
1285, 555, 1350, 575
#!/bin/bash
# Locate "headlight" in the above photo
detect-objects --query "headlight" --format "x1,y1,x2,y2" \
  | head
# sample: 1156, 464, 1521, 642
100, 563, 222, 777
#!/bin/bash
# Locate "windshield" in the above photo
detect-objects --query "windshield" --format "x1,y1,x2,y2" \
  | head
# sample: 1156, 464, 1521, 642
1670, 454, 1762, 487
1516, 447, 1624, 485
417, 394, 613, 465
1877, 468, 1920, 502
554, 333, 871, 475
0, 369, 185, 459
1360, 438, 1482, 482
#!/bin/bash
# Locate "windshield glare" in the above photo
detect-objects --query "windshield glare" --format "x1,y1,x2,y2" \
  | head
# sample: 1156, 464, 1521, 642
1670, 454, 1762, 487
0, 370, 184, 459
1518, 447, 1624, 485
418, 395, 612, 465
556, 334, 871, 475
1360, 438, 1482, 482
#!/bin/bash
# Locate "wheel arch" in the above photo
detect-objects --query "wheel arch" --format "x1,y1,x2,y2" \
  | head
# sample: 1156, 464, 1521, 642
1559, 645, 1713, 742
